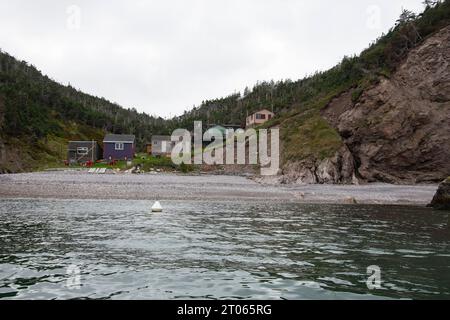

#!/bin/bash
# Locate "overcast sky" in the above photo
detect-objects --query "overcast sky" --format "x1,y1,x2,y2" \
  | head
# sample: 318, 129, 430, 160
0, 0, 425, 118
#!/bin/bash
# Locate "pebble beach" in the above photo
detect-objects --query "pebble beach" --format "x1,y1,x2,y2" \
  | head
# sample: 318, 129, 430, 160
0, 170, 439, 205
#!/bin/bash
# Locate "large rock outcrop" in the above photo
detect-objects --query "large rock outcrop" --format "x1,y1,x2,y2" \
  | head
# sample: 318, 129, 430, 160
429, 177, 450, 210
280, 145, 358, 184
322, 26, 450, 184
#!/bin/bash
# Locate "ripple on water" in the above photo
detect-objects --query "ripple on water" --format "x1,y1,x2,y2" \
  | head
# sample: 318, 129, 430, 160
0, 199, 449, 299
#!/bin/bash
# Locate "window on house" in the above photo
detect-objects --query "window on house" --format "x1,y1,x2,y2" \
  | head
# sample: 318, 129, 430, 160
115, 143, 124, 151
256, 114, 266, 120
77, 147, 88, 155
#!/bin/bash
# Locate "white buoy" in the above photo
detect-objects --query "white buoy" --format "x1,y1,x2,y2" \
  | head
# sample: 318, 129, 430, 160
151, 201, 163, 213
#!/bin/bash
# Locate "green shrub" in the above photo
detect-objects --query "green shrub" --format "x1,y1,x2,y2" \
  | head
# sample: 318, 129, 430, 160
351, 87, 364, 103
179, 162, 193, 173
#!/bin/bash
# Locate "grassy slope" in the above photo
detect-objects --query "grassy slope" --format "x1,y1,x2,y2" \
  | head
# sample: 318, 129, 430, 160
0, 121, 106, 172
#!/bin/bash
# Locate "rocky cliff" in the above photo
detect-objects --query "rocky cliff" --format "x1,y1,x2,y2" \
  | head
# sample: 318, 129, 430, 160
314, 26, 450, 184
278, 145, 358, 185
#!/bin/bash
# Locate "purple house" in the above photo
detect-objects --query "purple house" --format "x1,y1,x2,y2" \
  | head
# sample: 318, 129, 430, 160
103, 134, 136, 160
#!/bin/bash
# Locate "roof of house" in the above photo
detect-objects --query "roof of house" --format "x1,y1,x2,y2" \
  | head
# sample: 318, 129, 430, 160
103, 134, 136, 143
68, 141, 99, 149
208, 124, 242, 129
151, 135, 172, 141
68, 140, 98, 144
207, 125, 227, 135
248, 109, 275, 116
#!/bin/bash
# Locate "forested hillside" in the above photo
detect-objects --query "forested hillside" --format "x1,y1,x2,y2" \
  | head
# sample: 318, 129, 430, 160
171, 0, 450, 184
172, 1, 449, 130
1, 1, 449, 176
0, 49, 172, 171
0, 51, 170, 143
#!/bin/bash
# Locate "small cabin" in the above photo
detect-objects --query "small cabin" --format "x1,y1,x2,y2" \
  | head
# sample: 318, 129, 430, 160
246, 109, 275, 129
67, 141, 101, 164
103, 134, 136, 160
151, 135, 176, 157
206, 124, 243, 135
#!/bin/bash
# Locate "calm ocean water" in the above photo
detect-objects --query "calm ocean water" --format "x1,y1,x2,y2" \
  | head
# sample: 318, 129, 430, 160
0, 198, 449, 300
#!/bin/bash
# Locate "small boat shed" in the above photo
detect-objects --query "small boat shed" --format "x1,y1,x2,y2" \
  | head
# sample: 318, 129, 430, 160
67, 141, 101, 165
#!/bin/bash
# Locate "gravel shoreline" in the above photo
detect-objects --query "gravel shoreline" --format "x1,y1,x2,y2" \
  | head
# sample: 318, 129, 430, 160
0, 171, 439, 205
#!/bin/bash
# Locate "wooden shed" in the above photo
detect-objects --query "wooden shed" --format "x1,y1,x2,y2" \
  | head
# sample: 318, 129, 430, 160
67, 141, 101, 164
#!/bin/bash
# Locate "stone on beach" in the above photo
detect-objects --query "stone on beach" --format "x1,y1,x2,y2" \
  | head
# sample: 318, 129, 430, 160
428, 177, 450, 210
343, 196, 358, 204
